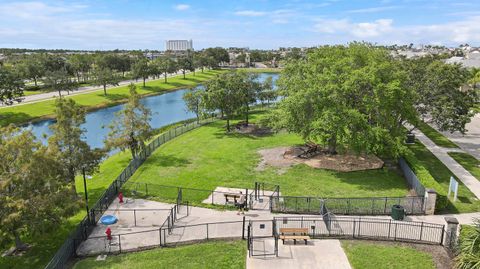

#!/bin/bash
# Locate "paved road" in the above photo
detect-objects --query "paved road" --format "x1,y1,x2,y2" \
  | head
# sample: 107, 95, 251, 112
2, 70, 189, 108
413, 128, 480, 199
433, 114, 480, 161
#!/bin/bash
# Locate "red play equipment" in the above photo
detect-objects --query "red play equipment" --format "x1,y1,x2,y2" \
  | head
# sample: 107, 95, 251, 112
118, 192, 124, 203
105, 227, 112, 241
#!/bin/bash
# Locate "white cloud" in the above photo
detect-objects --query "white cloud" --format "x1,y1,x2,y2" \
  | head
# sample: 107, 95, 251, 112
346, 6, 400, 14
174, 4, 190, 11
315, 18, 393, 38
234, 10, 266, 17
313, 16, 480, 45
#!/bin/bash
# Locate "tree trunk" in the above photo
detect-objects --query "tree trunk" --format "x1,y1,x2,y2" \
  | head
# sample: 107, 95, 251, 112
34, 77, 37, 87
164, 73, 168, 83
143, 77, 146, 87
103, 84, 107, 95
58, 89, 62, 97
245, 104, 249, 125
183, 70, 186, 79
226, 118, 230, 132
327, 136, 337, 154
13, 230, 27, 251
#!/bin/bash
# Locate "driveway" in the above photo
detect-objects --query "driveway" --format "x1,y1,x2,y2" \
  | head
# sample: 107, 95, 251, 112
436, 113, 480, 160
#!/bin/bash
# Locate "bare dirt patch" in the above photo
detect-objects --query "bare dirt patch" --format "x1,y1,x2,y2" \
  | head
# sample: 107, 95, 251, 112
234, 123, 272, 136
257, 146, 384, 173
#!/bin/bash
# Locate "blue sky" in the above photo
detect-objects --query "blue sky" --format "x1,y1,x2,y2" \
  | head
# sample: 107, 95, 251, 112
0, 0, 479, 50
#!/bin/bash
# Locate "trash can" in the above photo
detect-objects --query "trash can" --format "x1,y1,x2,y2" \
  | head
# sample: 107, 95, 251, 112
405, 132, 415, 144
391, 205, 405, 220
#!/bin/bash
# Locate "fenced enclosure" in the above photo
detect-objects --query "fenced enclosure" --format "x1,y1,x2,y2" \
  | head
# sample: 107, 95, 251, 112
122, 181, 250, 208
75, 216, 446, 257
46, 117, 216, 269
271, 195, 425, 215
275, 217, 445, 245
399, 157, 426, 196
76, 201, 190, 256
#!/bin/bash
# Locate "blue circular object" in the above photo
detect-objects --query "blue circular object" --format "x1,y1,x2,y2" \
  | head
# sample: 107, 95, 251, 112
100, 215, 118, 225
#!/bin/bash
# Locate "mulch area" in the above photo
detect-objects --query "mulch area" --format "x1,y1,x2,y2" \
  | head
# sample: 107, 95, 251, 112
257, 146, 384, 172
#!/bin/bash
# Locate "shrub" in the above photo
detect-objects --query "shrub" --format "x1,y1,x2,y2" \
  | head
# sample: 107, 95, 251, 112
404, 153, 449, 210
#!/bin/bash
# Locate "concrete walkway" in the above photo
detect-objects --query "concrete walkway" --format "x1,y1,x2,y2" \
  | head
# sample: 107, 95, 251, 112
413, 128, 480, 199
247, 239, 352, 269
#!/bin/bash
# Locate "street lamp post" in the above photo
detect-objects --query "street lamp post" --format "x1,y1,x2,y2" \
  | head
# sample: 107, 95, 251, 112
82, 167, 90, 224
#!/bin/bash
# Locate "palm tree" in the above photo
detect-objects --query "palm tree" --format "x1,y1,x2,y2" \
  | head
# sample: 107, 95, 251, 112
454, 218, 480, 269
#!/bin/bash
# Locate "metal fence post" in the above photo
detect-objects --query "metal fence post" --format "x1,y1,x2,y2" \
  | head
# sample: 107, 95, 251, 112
242, 216, 246, 240
388, 219, 392, 238
134, 210, 137, 227
118, 235, 122, 253
159, 228, 162, 247
384, 198, 388, 214
352, 220, 356, 238
419, 222, 424, 241
206, 224, 209, 240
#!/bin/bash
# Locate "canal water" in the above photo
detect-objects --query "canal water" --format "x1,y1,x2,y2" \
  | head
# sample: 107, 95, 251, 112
24, 73, 279, 149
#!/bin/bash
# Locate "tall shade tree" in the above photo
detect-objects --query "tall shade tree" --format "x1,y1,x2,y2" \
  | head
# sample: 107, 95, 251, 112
183, 87, 204, 123
48, 98, 103, 193
0, 126, 79, 251
106, 83, 152, 158
0, 67, 24, 105
43, 69, 77, 97
271, 43, 418, 157
177, 57, 193, 79
92, 67, 120, 95
154, 57, 177, 83
132, 58, 151, 87
17, 54, 45, 86
203, 72, 243, 131
403, 58, 477, 133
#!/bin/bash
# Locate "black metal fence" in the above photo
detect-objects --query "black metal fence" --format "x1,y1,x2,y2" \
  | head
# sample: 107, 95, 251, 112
75, 216, 445, 257
399, 157, 426, 196
275, 217, 445, 245
271, 195, 425, 215
45, 117, 216, 269
122, 181, 250, 209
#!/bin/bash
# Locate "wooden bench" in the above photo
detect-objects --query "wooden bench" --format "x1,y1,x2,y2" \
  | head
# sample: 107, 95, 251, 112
298, 141, 319, 159
224, 193, 241, 204
279, 228, 310, 245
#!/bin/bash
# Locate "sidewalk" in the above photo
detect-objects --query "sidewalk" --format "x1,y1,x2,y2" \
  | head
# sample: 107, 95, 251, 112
413, 128, 480, 199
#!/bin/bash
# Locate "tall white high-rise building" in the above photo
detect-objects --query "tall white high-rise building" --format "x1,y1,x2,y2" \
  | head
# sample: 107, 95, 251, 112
165, 40, 193, 51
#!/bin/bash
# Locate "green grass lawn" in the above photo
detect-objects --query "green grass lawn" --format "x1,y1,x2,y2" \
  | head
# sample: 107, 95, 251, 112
407, 141, 480, 213
448, 152, 480, 181
416, 121, 459, 148
0, 70, 224, 126
342, 241, 436, 269
72, 240, 246, 269
122, 113, 409, 205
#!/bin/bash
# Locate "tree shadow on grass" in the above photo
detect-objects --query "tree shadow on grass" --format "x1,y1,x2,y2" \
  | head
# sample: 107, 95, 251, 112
330, 168, 410, 194
146, 153, 191, 167
0, 111, 32, 126
101, 93, 129, 101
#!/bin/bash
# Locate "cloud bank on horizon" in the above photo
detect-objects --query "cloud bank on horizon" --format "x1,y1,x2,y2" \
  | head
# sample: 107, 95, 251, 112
0, 0, 479, 50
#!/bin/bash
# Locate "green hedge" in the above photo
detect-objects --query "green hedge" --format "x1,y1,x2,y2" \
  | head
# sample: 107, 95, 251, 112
404, 153, 449, 211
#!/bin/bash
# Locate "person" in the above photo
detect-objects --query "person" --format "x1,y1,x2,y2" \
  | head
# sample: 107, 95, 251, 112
236, 192, 246, 215
118, 192, 124, 203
